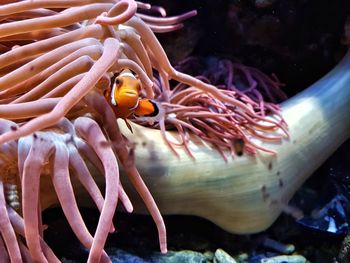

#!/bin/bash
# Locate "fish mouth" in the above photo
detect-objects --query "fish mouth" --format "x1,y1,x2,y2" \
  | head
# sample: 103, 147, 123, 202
121, 90, 138, 97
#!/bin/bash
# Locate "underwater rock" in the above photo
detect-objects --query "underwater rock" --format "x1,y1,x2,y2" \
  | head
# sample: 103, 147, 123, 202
297, 195, 349, 236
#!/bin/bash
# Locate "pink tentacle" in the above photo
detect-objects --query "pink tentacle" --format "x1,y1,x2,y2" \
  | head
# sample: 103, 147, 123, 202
84, 92, 167, 254
74, 117, 119, 263
52, 141, 111, 262
121, 159, 167, 253
159, 116, 181, 157
72, 133, 132, 213
75, 137, 104, 172
0, 37, 120, 145
136, 2, 151, 10
17, 137, 32, 179
22, 134, 54, 263
68, 145, 105, 210
118, 183, 133, 213
0, 180, 21, 262
139, 5, 166, 17
96, 0, 137, 25
147, 23, 184, 33
0, 235, 10, 263
56, 118, 118, 230
7, 206, 60, 263
68, 144, 116, 232
18, 240, 34, 263
137, 10, 197, 26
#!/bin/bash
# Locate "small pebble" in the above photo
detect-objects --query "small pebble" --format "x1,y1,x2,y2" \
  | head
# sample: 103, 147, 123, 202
237, 253, 249, 262
263, 238, 295, 254
214, 249, 237, 263
203, 251, 214, 261
260, 255, 307, 263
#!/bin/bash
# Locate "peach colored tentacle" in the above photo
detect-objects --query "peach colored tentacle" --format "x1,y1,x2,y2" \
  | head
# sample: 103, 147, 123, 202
96, 0, 137, 25
0, 37, 120, 145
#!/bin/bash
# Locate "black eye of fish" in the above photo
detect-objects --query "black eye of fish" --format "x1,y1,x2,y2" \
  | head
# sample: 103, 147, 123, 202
115, 77, 122, 86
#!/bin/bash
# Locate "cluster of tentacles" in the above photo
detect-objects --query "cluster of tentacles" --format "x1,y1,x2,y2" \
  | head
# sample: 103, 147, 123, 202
135, 56, 288, 159
1, 93, 168, 262
0, 0, 288, 261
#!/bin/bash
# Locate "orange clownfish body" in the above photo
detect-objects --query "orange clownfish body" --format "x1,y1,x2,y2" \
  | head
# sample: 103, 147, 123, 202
104, 70, 160, 119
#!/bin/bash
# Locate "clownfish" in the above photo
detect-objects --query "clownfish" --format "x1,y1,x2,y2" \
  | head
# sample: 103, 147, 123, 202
104, 70, 160, 120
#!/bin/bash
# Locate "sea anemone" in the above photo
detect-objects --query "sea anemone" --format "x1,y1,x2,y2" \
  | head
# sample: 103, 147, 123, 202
0, 0, 288, 261
0, 0, 348, 262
